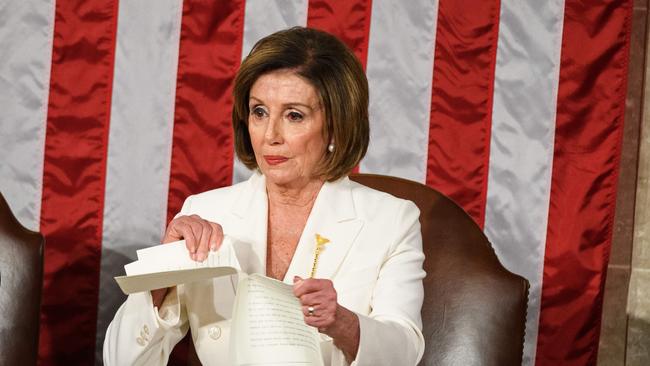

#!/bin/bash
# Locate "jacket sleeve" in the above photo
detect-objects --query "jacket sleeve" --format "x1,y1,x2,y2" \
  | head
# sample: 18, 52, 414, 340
103, 287, 189, 366
351, 200, 426, 366
103, 196, 195, 365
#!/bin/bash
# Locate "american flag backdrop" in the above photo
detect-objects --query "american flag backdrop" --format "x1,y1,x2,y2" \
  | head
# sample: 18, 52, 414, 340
0, 0, 632, 365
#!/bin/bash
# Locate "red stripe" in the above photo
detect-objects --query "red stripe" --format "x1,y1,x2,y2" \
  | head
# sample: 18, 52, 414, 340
166, 1, 245, 361
39, 0, 119, 364
425, 0, 500, 227
306, 0, 373, 68
307, 0, 372, 174
536, 0, 632, 364
166, 0, 246, 222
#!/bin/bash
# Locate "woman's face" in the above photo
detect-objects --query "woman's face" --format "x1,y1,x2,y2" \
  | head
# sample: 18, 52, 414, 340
248, 69, 328, 187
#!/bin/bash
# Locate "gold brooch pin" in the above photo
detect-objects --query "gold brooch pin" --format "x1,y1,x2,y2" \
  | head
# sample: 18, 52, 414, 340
309, 234, 330, 278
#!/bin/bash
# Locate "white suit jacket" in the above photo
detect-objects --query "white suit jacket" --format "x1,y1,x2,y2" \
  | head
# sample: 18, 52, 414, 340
104, 173, 426, 365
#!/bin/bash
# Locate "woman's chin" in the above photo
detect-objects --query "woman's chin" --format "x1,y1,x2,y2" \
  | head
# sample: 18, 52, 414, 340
262, 170, 296, 186
263, 170, 316, 188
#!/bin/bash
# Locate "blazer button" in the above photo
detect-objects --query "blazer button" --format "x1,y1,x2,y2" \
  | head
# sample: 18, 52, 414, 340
137, 337, 146, 346
208, 326, 221, 340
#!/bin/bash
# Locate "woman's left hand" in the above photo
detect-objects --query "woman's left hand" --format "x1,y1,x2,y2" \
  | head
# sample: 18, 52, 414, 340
293, 276, 339, 332
293, 276, 361, 362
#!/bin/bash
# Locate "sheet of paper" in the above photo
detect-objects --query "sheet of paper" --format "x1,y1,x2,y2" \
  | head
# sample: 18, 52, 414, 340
115, 236, 242, 294
230, 274, 323, 366
115, 266, 238, 294
127, 237, 240, 275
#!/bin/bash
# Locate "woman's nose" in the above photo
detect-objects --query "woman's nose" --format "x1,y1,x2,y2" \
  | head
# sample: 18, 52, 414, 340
264, 114, 283, 144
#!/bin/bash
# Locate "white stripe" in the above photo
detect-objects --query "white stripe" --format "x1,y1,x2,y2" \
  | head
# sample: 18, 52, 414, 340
232, 0, 309, 184
0, 0, 55, 231
361, 0, 438, 184
484, 1, 565, 364
94, 1, 184, 363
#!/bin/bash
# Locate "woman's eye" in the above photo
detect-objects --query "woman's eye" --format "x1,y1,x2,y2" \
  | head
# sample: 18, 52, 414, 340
287, 111, 303, 122
251, 107, 266, 118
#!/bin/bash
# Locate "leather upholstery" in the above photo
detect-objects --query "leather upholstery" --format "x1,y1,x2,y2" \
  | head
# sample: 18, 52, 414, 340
0, 192, 44, 365
349, 173, 528, 366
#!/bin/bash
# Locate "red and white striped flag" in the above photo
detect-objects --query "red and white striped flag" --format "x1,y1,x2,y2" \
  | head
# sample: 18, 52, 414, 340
0, 0, 632, 365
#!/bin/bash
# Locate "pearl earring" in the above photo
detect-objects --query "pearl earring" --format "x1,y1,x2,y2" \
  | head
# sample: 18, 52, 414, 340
327, 143, 335, 152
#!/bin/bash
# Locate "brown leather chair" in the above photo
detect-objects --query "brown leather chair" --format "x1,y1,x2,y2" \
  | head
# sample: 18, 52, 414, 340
349, 173, 528, 366
0, 192, 44, 365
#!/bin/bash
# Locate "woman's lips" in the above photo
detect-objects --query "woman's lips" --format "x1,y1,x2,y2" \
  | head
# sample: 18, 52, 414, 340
263, 155, 288, 165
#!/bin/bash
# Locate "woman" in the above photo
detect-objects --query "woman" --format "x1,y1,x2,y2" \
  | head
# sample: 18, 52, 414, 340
104, 27, 425, 366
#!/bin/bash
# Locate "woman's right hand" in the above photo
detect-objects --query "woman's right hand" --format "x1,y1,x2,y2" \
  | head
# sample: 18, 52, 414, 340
152, 214, 224, 308
162, 214, 224, 261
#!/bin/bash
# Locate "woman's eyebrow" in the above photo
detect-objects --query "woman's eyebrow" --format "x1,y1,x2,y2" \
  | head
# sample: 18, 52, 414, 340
283, 102, 315, 111
248, 96, 316, 111
248, 96, 263, 104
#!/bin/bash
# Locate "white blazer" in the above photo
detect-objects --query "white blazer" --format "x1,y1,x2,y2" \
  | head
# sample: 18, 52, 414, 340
104, 173, 425, 366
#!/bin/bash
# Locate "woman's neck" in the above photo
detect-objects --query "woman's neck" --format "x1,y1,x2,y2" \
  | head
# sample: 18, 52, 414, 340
266, 178, 324, 209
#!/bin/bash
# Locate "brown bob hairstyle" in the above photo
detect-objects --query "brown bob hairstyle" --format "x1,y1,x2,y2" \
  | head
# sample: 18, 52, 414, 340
232, 26, 369, 182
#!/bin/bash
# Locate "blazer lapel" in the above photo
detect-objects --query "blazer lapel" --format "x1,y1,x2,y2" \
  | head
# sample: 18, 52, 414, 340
230, 172, 268, 275
283, 177, 364, 283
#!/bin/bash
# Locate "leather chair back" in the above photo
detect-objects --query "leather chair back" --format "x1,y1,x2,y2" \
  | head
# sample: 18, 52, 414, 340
349, 174, 528, 366
0, 193, 44, 365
